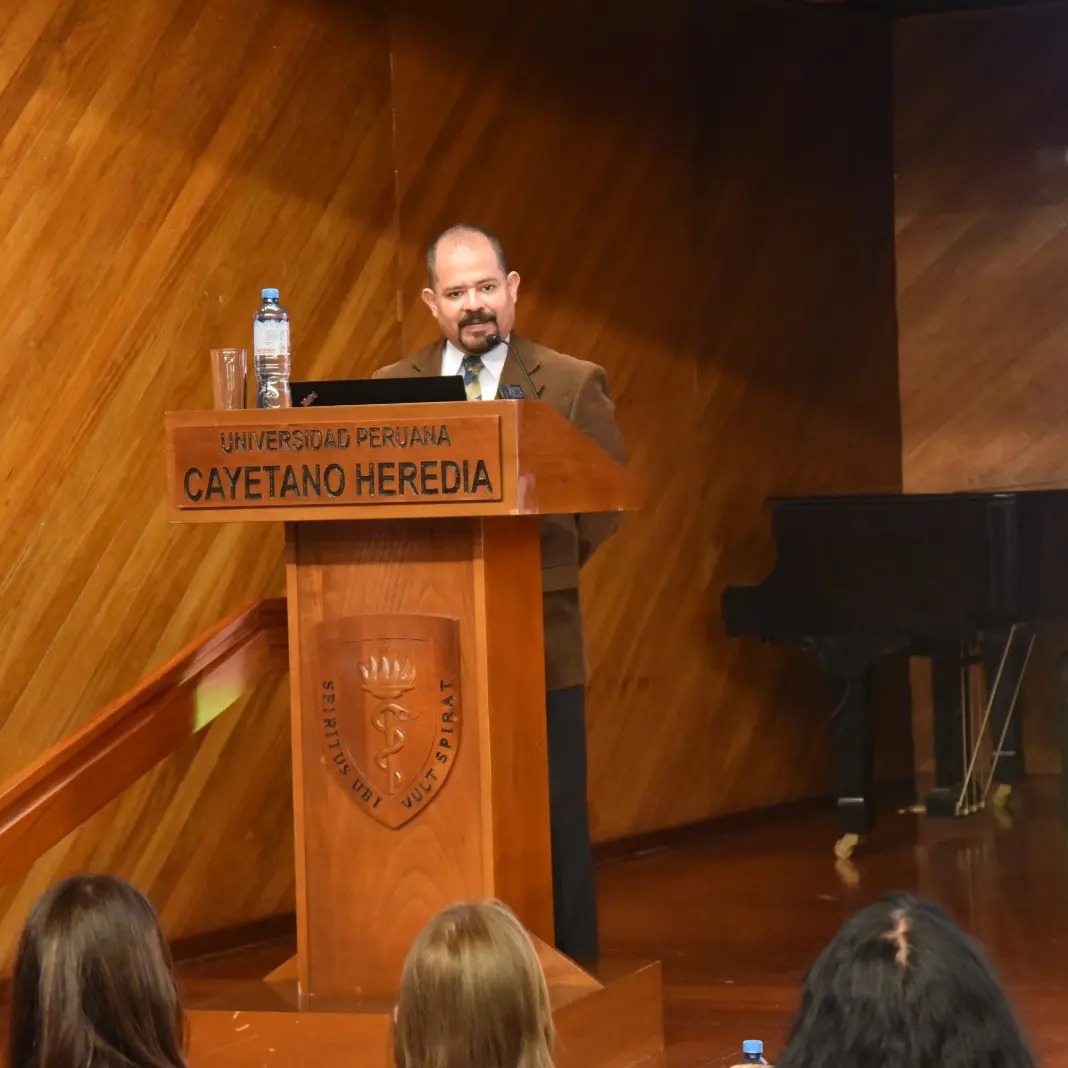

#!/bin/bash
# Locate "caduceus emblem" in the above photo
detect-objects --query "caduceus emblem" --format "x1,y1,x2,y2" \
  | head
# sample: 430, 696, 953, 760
359, 654, 418, 796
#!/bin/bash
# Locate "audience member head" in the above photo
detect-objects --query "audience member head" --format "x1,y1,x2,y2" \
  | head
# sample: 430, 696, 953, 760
777, 891, 1034, 1068
423, 223, 520, 357
394, 899, 553, 1068
9, 873, 186, 1068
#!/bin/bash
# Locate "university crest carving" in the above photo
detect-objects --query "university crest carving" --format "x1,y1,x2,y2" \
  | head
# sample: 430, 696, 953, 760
317, 614, 461, 828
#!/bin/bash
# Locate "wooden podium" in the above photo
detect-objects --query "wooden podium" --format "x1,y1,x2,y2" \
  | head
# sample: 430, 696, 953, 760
164, 400, 664, 1067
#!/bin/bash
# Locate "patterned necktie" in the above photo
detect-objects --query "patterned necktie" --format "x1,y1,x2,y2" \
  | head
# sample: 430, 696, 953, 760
461, 355, 485, 401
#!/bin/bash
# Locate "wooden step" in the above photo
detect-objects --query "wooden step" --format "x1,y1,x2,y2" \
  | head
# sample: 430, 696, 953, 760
185, 950, 663, 1068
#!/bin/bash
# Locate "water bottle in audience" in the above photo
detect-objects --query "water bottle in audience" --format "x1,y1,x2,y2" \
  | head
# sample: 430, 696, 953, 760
741, 1040, 769, 1064
253, 287, 291, 408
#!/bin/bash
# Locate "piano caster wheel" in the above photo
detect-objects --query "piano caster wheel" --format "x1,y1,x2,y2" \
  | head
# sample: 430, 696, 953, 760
834, 856, 860, 888
834, 833, 860, 860
993, 783, 1012, 809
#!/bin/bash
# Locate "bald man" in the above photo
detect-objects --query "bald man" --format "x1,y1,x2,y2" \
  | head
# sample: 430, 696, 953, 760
373, 223, 626, 961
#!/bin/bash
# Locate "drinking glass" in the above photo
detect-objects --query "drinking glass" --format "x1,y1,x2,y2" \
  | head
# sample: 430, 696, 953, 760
210, 348, 247, 410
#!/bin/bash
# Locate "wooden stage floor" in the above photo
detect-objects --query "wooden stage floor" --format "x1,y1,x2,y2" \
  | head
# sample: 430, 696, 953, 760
594, 774, 1068, 1067
10, 776, 1068, 1065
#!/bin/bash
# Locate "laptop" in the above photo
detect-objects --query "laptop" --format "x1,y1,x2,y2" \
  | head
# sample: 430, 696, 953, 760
290, 376, 466, 408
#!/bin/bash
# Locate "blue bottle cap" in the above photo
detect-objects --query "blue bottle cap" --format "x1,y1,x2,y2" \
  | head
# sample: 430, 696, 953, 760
261, 287, 280, 299
742, 1041, 763, 1055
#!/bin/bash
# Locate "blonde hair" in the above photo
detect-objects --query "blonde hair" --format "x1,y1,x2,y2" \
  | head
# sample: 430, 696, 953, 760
394, 900, 554, 1068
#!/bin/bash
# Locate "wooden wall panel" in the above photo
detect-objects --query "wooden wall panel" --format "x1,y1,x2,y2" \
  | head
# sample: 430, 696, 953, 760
0, 0, 400, 966
895, 4, 1068, 775
694, 2, 910, 819
897, 5, 1068, 496
389, 0, 910, 841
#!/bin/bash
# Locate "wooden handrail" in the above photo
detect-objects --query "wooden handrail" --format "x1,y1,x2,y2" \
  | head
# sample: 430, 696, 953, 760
0, 598, 289, 887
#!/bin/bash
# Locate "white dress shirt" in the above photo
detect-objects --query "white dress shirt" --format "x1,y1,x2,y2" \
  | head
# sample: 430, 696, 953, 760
441, 338, 509, 400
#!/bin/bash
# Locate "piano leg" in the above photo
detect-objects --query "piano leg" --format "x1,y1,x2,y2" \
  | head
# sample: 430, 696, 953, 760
926, 642, 965, 818
809, 639, 876, 857
827, 665, 875, 851
1058, 651, 1068, 826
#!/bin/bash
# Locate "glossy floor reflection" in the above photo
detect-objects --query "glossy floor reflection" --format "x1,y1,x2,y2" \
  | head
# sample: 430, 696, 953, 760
596, 775, 1068, 1067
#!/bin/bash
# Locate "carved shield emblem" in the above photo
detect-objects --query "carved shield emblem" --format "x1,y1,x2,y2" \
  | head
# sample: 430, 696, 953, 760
317, 614, 461, 828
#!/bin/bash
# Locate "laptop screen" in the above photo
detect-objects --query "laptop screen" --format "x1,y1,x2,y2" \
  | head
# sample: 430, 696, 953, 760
290, 377, 467, 407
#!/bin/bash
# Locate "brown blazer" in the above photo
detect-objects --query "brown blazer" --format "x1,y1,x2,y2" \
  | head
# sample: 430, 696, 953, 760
372, 334, 626, 691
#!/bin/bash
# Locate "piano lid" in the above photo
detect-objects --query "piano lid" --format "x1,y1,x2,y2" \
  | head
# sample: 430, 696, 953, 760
721, 489, 1068, 642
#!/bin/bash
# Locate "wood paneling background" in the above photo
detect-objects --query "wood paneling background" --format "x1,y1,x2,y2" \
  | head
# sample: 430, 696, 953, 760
693, 2, 909, 820
895, 3, 1068, 774
0, 0, 402, 970
0, 0, 912, 963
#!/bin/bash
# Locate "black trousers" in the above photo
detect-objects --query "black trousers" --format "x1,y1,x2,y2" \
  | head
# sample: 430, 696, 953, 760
546, 685, 598, 961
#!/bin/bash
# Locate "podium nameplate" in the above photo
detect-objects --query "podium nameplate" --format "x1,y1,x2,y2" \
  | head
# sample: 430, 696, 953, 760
168, 412, 502, 510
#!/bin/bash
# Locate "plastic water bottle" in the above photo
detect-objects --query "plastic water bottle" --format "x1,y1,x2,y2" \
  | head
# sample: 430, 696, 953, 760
253, 287, 291, 408
741, 1040, 768, 1064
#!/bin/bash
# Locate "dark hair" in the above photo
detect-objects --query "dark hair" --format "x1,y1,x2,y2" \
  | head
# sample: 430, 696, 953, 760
426, 223, 508, 287
9, 874, 186, 1068
777, 892, 1034, 1068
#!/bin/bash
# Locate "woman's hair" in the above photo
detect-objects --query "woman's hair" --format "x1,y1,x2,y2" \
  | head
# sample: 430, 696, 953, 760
8, 873, 186, 1068
394, 899, 554, 1068
777, 891, 1034, 1068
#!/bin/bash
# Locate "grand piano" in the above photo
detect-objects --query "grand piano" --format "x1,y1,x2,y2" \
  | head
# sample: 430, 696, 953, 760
721, 490, 1068, 855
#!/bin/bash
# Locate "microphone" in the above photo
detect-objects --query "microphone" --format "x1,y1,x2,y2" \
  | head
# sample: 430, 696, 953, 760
485, 333, 539, 400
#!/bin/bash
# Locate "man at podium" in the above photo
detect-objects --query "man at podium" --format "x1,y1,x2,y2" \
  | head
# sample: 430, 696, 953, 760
373, 223, 626, 961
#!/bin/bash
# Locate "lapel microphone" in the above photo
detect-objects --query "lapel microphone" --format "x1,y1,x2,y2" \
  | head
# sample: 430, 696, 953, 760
485, 333, 539, 400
